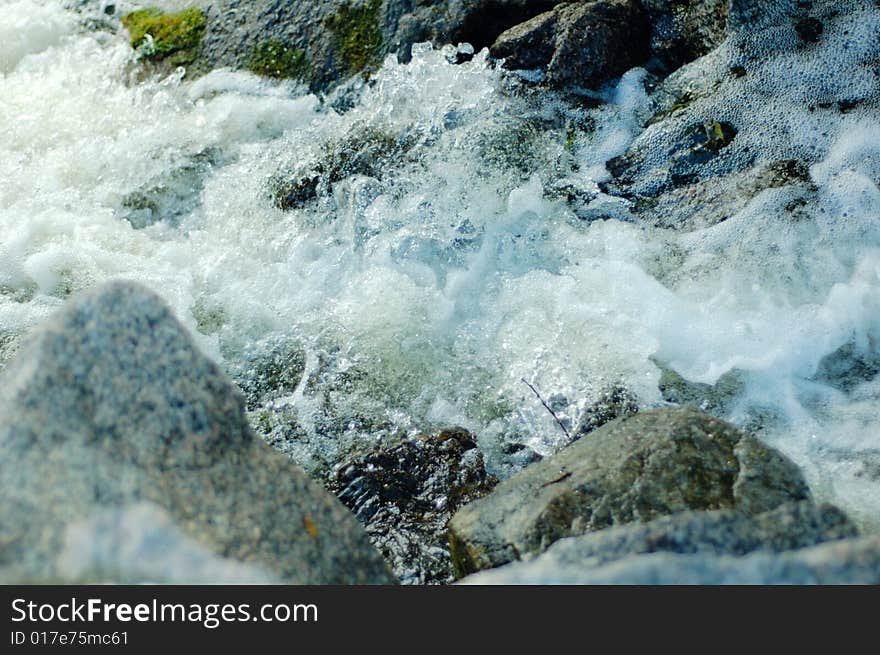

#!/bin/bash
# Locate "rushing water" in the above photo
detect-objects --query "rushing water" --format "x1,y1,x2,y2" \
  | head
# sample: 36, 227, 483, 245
2, 1, 880, 528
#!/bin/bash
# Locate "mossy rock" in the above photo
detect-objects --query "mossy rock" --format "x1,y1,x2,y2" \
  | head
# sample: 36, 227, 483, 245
246, 40, 310, 80
326, 0, 383, 76
121, 7, 206, 65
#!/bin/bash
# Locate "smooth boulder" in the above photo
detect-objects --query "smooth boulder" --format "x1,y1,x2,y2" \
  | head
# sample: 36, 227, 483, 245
448, 407, 810, 576
0, 281, 395, 584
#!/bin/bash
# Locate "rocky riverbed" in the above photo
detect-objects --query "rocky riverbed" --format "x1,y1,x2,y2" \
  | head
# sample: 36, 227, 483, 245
1, 0, 879, 583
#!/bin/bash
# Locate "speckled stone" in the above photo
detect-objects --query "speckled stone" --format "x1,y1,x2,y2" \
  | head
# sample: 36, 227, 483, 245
448, 407, 810, 576
0, 281, 395, 584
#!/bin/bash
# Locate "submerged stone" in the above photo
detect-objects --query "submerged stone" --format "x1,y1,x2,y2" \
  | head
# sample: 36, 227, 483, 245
271, 126, 411, 210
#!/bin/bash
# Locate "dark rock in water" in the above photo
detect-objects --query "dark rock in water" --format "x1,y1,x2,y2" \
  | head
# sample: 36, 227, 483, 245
118, 149, 220, 229
667, 121, 738, 187
328, 427, 498, 584
642, 0, 730, 71
0, 282, 395, 584
459, 501, 858, 583
813, 340, 880, 394
629, 159, 813, 230
657, 364, 746, 414
121, 6, 207, 70
229, 339, 307, 411
795, 17, 825, 44
89, 0, 828, 93
571, 384, 639, 442
490, 0, 732, 85
489, 9, 558, 72
118, 0, 557, 89
596, 1, 874, 230
461, 534, 880, 584
448, 407, 810, 576
439, 1, 560, 53
491, 0, 652, 90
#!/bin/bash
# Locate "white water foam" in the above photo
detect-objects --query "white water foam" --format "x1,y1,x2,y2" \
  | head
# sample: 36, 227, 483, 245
2, 1, 879, 528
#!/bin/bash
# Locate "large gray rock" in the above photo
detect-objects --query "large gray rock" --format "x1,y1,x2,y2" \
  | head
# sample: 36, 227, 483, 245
491, 1, 652, 89
0, 281, 395, 584
448, 407, 810, 576
457, 501, 856, 584
460, 534, 880, 584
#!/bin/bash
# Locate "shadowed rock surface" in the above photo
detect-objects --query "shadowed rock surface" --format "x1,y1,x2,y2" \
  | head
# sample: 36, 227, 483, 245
0, 282, 395, 584
448, 407, 810, 576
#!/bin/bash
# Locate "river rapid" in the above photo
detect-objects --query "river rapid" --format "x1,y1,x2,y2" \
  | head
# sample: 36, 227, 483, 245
3, 0, 880, 529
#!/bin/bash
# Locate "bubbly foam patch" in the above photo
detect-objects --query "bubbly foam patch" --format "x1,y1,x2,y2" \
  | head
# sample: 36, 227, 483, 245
2, 1, 880, 528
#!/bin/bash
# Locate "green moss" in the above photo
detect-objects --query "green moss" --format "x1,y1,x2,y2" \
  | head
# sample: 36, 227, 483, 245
121, 7, 206, 65
326, 0, 383, 75
246, 40, 310, 80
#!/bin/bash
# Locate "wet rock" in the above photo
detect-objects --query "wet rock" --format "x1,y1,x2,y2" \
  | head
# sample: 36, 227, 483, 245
0, 282, 395, 584
490, 1, 652, 90
121, 6, 207, 70
813, 340, 880, 394
461, 534, 880, 584
630, 159, 813, 229
657, 364, 746, 414
115, 1, 558, 89
489, 9, 558, 72
795, 17, 825, 44
271, 125, 411, 210
599, 1, 872, 228
447, 407, 810, 576
327, 427, 498, 584
642, 0, 730, 71
572, 384, 639, 442
119, 149, 221, 229
608, 119, 738, 194
459, 501, 858, 583
229, 338, 307, 411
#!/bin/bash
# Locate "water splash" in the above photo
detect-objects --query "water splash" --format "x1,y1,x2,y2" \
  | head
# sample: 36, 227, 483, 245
2, 1, 880, 528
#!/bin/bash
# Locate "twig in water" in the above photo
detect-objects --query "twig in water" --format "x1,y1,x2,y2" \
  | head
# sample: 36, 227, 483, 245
521, 378, 571, 441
